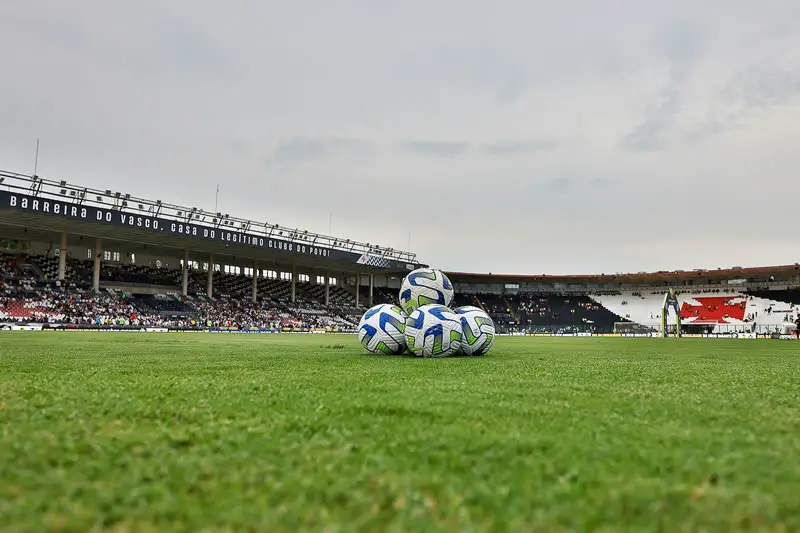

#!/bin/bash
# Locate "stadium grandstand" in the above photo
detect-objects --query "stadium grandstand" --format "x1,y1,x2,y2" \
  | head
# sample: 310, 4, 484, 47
2, 168, 799, 338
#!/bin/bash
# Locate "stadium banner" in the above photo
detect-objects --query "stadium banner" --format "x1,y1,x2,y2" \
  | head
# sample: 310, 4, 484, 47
46, 326, 170, 332
1, 324, 44, 331
205, 328, 281, 334
506, 332, 596, 337
701, 332, 757, 339
203, 328, 354, 334
32, 327, 167, 332
0, 190, 405, 268
1, 325, 352, 334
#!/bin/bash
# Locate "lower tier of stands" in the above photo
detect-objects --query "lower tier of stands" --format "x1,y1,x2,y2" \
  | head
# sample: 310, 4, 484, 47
3, 252, 800, 333
0, 285, 362, 331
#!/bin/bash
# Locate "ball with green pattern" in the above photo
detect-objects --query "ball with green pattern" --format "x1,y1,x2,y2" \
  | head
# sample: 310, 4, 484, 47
404, 304, 463, 357
357, 304, 408, 355
454, 306, 495, 355
398, 268, 454, 315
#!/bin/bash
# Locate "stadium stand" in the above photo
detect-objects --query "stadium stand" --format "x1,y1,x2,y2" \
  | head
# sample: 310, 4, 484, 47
2, 250, 799, 335
591, 290, 799, 334
0, 286, 140, 325
0, 253, 16, 280
517, 293, 619, 334
449, 292, 620, 334
370, 286, 397, 306
0, 252, 365, 331
4, 169, 800, 337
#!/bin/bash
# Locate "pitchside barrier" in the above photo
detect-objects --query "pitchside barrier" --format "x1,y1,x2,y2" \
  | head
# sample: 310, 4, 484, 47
0, 323, 356, 334
499, 331, 798, 339
2, 324, 798, 339
613, 321, 798, 336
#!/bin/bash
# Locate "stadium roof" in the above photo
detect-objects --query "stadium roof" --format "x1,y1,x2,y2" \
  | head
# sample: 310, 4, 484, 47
0, 169, 421, 273
446, 264, 800, 285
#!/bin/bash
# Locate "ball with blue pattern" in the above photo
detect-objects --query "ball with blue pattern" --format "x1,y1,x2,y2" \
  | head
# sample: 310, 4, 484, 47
404, 304, 463, 358
357, 303, 408, 355
399, 268, 455, 315
454, 306, 496, 355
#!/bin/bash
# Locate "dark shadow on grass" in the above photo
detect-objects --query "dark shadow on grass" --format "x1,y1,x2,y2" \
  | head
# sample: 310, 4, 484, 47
351, 351, 493, 360
344, 404, 444, 423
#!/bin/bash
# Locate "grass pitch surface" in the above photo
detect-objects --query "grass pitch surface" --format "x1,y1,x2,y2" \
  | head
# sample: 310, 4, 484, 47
1, 333, 799, 532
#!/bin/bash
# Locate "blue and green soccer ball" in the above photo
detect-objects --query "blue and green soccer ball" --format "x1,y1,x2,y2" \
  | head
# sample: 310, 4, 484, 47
399, 268, 454, 315
454, 306, 495, 356
357, 303, 408, 355
404, 304, 463, 357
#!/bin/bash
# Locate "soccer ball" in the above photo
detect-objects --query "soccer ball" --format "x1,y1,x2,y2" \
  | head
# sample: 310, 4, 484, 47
455, 306, 496, 355
399, 268, 455, 314
405, 304, 463, 357
357, 304, 408, 355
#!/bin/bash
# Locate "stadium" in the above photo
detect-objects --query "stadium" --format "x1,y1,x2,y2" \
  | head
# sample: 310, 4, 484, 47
2, 167, 799, 530
2, 170, 799, 338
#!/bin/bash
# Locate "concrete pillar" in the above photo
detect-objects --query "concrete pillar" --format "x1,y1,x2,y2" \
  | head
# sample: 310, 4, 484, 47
291, 265, 296, 303
181, 250, 189, 297
252, 260, 258, 303
324, 271, 330, 306
369, 274, 374, 307
355, 273, 360, 308
58, 232, 67, 281
92, 237, 101, 291
207, 253, 214, 298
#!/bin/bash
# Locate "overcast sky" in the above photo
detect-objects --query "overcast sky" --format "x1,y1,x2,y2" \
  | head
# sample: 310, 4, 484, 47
1, 1, 799, 275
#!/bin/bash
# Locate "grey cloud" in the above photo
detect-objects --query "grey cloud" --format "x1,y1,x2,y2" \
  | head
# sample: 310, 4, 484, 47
394, 45, 530, 103
543, 177, 574, 191
0, 7, 241, 79
482, 140, 557, 155
622, 20, 706, 152
16, 14, 92, 50
396, 141, 471, 158
269, 138, 373, 164
654, 19, 706, 63
0, 10, 116, 65
622, 74, 684, 152
148, 19, 242, 78
680, 65, 800, 145
541, 176, 616, 192
724, 65, 800, 110
397, 139, 558, 158
397, 41, 643, 105
672, 16, 800, 145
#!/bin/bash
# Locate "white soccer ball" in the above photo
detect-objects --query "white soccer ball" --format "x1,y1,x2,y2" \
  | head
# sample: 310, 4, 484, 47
405, 304, 463, 357
455, 306, 496, 355
399, 268, 455, 315
357, 304, 408, 355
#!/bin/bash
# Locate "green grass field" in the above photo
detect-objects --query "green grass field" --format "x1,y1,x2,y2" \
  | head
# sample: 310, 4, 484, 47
1, 333, 798, 532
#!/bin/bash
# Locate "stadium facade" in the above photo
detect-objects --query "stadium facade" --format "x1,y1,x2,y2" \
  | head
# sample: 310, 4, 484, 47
2, 168, 799, 337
